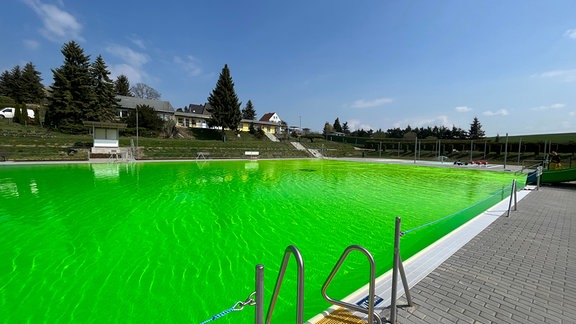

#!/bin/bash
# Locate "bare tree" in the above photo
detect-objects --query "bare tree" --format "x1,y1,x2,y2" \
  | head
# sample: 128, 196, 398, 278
130, 83, 161, 100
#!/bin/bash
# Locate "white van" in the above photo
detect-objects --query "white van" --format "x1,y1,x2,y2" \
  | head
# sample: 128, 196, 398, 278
0, 107, 36, 119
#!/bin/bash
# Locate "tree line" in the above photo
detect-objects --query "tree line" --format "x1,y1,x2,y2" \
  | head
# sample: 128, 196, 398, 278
0, 41, 167, 134
1, 41, 257, 140
323, 116, 486, 140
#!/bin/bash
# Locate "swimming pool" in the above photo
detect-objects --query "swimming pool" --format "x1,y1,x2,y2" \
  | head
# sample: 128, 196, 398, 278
0, 160, 522, 323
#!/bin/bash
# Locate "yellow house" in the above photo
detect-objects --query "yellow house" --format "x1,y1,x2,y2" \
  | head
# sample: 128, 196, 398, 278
174, 106, 284, 134
238, 119, 282, 134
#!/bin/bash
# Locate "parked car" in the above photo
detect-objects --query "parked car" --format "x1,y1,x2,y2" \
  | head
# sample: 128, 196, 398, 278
0, 107, 35, 119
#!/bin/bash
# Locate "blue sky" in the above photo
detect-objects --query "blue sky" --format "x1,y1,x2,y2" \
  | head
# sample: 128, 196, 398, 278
2, 0, 576, 136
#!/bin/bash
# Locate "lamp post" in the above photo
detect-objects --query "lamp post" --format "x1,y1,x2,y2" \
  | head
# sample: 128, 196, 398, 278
136, 106, 139, 151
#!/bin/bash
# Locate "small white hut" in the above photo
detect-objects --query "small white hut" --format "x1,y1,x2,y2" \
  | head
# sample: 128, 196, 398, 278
83, 121, 127, 156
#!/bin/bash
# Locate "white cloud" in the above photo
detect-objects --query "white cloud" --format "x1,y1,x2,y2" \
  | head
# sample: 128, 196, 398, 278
534, 69, 576, 82
105, 44, 150, 83
109, 63, 146, 84
128, 35, 146, 49
105, 44, 149, 67
455, 106, 472, 113
346, 119, 372, 131
174, 55, 202, 76
483, 109, 509, 117
23, 0, 83, 42
564, 29, 576, 39
351, 97, 393, 109
531, 103, 565, 111
23, 39, 40, 50
393, 115, 452, 129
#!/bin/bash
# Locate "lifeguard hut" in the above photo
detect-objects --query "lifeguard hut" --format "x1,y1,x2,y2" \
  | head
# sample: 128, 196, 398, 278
83, 121, 128, 159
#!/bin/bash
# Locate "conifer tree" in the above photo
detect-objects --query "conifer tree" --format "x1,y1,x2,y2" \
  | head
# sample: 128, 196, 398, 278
114, 74, 132, 96
323, 122, 333, 135
0, 70, 11, 97
20, 104, 29, 125
88, 55, 118, 121
9, 66, 24, 103
0, 63, 44, 105
207, 64, 242, 141
241, 100, 256, 120
468, 116, 485, 139
333, 117, 342, 133
21, 62, 45, 105
46, 41, 93, 130
342, 121, 350, 134
13, 106, 22, 123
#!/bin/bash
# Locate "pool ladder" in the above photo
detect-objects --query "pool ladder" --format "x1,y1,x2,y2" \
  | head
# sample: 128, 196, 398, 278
261, 245, 382, 324
259, 217, 413, 323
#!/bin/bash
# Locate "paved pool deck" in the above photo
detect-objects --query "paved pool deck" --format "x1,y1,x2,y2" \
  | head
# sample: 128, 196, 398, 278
391, 182, 576, 323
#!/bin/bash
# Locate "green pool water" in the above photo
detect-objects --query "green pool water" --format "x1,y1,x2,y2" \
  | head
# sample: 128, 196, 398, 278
0, 160, 522, 323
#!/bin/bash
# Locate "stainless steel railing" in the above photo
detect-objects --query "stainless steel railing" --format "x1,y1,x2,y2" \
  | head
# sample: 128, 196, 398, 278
265, 245, 304, 324
321, 245, 382, 324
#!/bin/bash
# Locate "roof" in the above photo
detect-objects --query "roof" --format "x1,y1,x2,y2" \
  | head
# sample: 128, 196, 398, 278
117, 95, 174, 113
240, 119, 279, 126
174, 111, 210, 119
83, 121, 127, 129
189, 104, 212, 114
259, 112, 276, 122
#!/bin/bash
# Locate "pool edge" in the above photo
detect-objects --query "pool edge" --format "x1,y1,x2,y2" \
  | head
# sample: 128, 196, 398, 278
306, 186, 534, 323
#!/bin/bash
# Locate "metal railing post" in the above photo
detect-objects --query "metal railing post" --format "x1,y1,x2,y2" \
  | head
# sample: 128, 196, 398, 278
506, 179, 517, 217
266, 246, 304, 324
390, 217, 414, 324
390, 217, 401, 323
255, 264, 264, 324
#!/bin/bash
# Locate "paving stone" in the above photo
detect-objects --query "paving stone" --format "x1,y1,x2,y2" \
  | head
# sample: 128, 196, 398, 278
395, 184, 576, 323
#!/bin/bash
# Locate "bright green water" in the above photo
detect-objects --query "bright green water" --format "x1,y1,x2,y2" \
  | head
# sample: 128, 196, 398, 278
0, 160, 521, 323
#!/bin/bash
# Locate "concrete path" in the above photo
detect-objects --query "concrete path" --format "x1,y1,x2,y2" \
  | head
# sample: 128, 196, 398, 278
394, 183, 576, 323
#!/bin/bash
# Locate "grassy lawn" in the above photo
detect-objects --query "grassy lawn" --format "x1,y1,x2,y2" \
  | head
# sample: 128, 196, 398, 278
1, 118, 574, 165
0, 120, 357, 161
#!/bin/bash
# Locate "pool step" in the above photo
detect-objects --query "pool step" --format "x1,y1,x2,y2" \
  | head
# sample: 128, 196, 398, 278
314, 308, 366, 324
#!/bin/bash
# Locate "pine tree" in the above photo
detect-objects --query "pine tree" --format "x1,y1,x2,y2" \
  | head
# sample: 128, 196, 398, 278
0, 70, 11, 97
114, 75, 132, 96
241, 100, 256, 120
323, 122, 333, 135
342, 121, 350, 134
46, 41, 93, 130
14, 105, 22, 123
207, 64, 242, 141
20, 103, 29, 125
333, 117, 342, 133
468, 116, 485, 139
21, 62, 45, 105
88, 55, 118, 121
9, 66, 24, 103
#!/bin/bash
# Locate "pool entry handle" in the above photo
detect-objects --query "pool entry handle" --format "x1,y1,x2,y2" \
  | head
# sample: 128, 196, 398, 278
265, 245, 304, 324
321, 245, 382, 324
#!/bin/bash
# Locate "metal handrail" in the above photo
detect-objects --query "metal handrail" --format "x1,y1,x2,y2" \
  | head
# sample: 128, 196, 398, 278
321, 245, 382, 324
519, 161, 543, 174
265, 246, 304, 324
